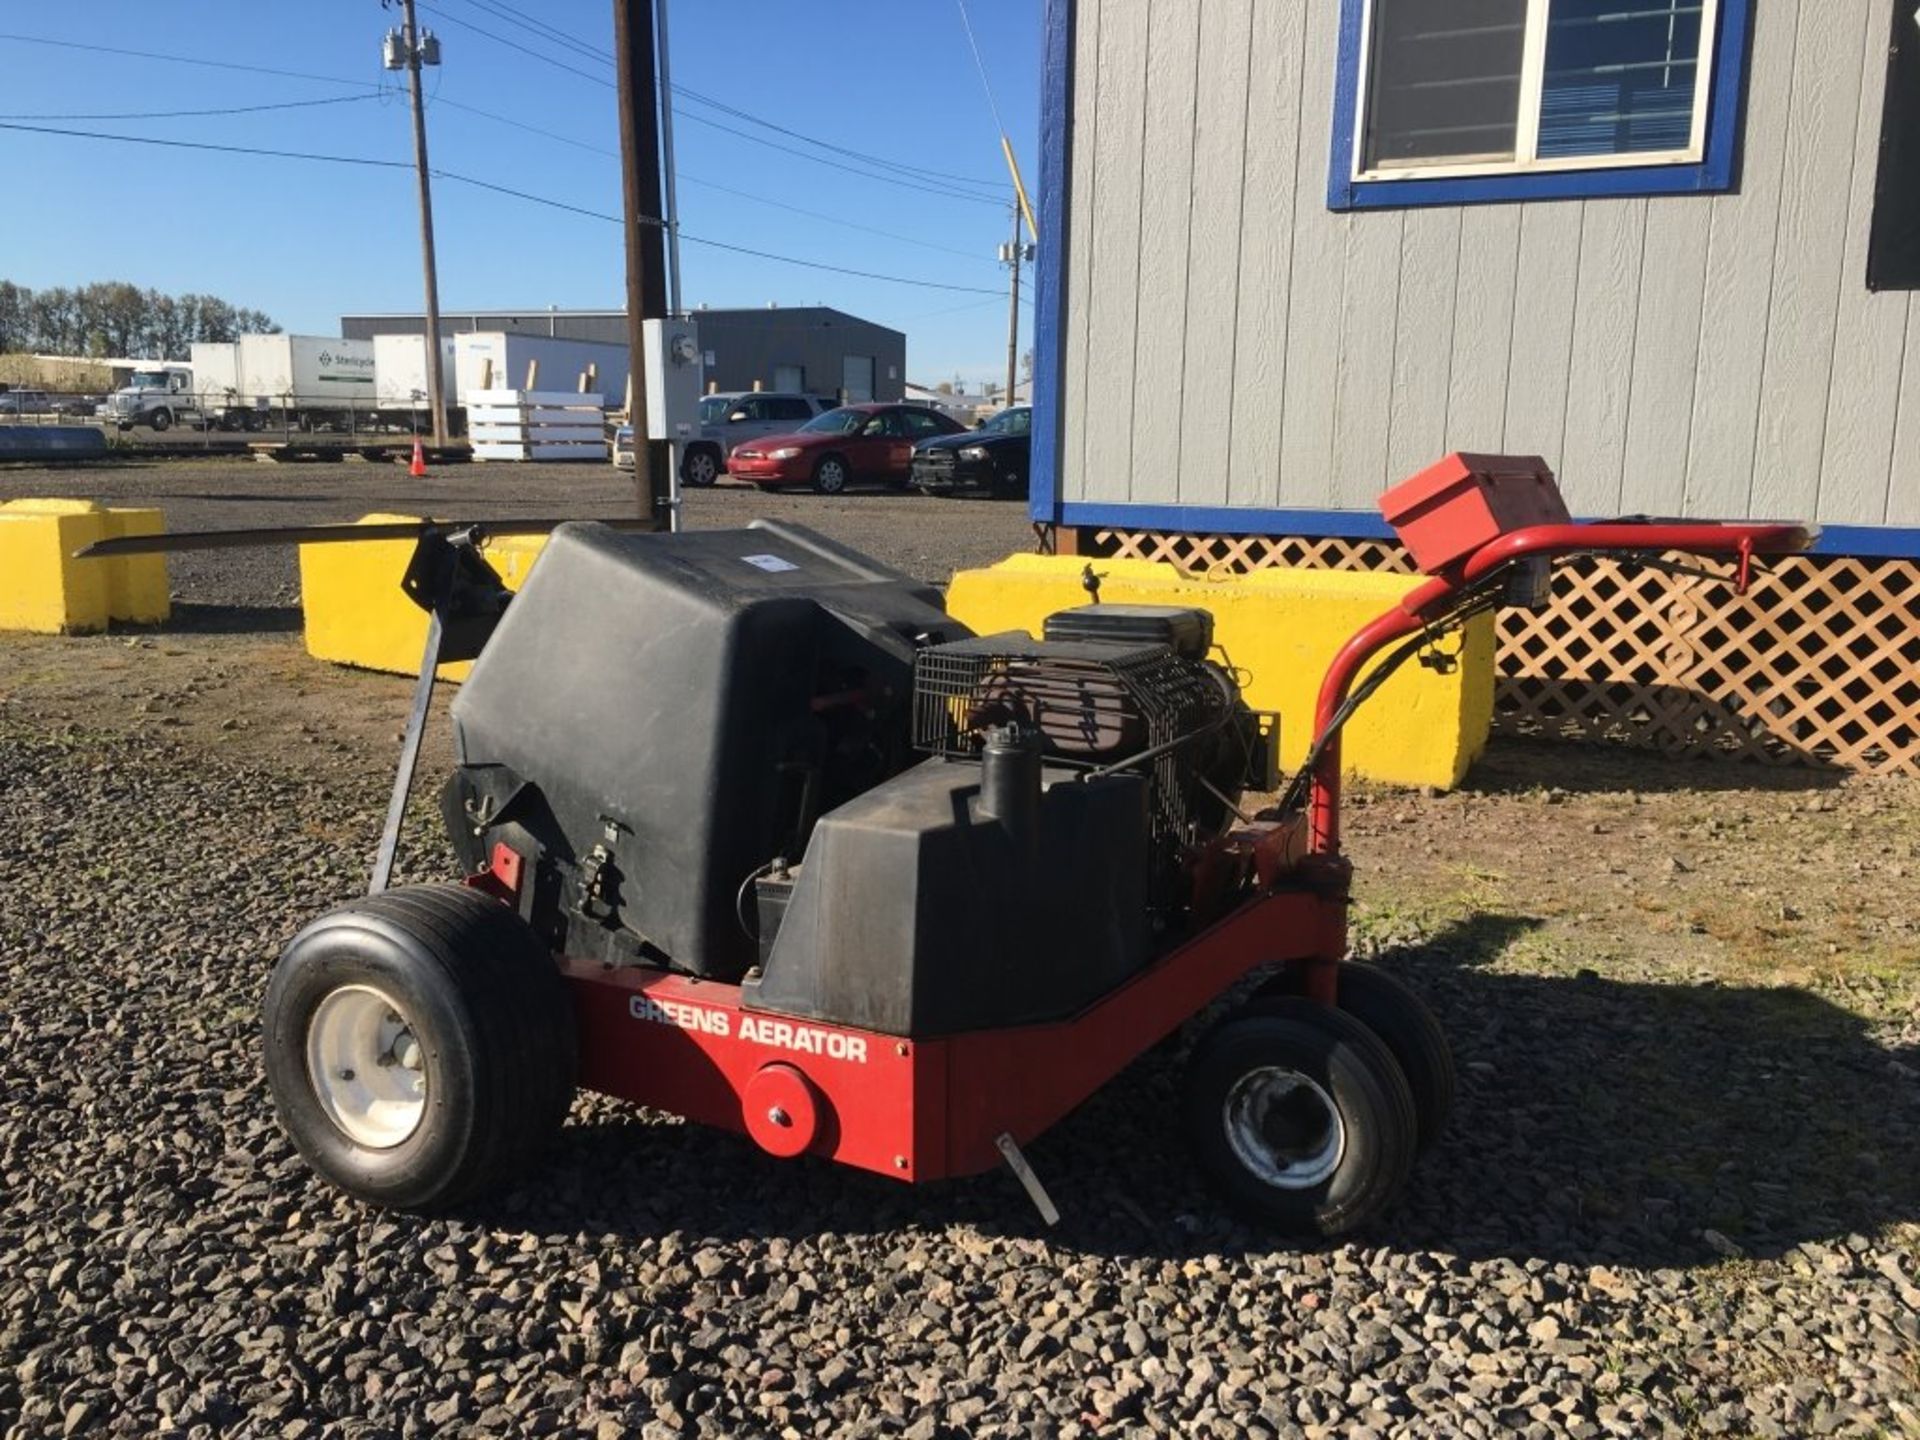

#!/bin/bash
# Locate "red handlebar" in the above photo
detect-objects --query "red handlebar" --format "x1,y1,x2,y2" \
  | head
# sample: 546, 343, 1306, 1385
1304, 519, 1814, 857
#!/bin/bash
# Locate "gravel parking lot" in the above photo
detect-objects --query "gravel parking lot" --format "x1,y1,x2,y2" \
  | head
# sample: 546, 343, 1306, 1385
2, 456, 1916, 1438
0, 455, 1036, 610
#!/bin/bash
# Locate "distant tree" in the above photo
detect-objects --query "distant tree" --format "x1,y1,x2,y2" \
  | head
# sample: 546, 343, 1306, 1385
27, 288, 76, 354
234, 307, 281, 338
0, 282, 25, 352
0, 280, 278, 358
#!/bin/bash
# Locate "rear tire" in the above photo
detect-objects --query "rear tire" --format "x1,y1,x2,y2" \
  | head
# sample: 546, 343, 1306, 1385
812, 455, 851, 495
262, 883, 577, 1212
1256, 961, 1454, 1152
1183, 998, 1416, 1237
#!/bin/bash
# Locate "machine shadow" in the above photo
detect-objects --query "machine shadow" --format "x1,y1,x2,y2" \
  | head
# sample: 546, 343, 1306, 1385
1456, 735, 1846, 796
165, 603, 305, 635
497, 913, 1915, 1271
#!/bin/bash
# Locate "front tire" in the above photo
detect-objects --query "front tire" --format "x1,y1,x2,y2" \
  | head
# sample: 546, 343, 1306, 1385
148, 407, 172, 432
262, 884, 577, 1212
812, 455, 851, 495
1183, 998, 1416, 1237
1256, 961, 1455, 1152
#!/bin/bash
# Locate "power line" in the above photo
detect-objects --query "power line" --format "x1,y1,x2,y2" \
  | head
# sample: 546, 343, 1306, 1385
676, 234, 997, 295
0, 120, 1004, 296
672, 84, 1005, 192
0, 25, 1006, 210
0, 31, 383, 90
431, 94, 618, 156
675, 173, 998, 265
952, 0, 1009, 137
0, 93, 382, 122
673, 108, 1003, 207
415, 3, 615, 87
431, 95, 1003, 265
421, 2, 1004, 193
0, 120, 411, 171
453, 0, 611, 68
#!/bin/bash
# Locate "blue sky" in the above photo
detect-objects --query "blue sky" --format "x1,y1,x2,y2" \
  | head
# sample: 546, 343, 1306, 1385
0, 1, 1041, 386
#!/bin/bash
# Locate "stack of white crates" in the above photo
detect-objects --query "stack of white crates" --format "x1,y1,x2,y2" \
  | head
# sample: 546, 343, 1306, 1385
467, 390, 607, 462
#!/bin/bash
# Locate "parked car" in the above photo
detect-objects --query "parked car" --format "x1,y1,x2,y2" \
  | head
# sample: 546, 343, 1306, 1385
911, 405, 1032, 498
678, 391, 838, 486
0, 389, 54, 418
727, 404, 969, 494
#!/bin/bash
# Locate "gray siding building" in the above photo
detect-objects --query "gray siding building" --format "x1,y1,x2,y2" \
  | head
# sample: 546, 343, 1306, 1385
1031, 0, 1918, 549
1028, 0, 1919, 772
341, 306, 906, 403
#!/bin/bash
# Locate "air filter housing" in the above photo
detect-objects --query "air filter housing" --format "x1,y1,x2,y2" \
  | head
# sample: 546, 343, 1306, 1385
1042, 603, 1214, 659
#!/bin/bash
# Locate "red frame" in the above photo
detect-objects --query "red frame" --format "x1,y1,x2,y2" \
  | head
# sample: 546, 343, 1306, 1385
1306, 518, 1813, 855
560, 885, 1345, 1182
513, 470, 1815, 1185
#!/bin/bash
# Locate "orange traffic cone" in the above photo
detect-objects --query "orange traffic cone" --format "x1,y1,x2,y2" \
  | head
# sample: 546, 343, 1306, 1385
409, 437, 427, 478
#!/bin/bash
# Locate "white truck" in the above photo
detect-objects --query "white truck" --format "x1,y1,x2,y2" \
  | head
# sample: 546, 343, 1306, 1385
372, 334, 458, 427
188, 342, 251, 429
99, 363, 199, 431
187, 335, 379, 431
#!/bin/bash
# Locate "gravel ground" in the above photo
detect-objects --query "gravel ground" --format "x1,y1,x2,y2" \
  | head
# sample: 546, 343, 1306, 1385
0, 456, 1036, 609
2, 459, 1917, 1438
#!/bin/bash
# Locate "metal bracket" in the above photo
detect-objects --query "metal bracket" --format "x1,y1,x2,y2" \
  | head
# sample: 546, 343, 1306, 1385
995, 1132, 1061, 1227
369, 607, 445, 895
368, 527, 513, 896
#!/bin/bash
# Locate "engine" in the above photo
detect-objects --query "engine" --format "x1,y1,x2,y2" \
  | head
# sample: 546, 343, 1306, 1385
744, 605, 1277, 1037
443, 522, 1275, 1040
911, 605, 1275, 910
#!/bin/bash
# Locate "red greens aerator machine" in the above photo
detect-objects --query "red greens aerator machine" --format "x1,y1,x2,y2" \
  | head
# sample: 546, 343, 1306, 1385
230, 455, 1810, 1236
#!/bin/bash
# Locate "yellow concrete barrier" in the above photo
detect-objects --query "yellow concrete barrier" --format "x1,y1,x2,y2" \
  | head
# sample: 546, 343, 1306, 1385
945, 553, 1494, 790
0, 499, 169, 633
298, 515, 548, 681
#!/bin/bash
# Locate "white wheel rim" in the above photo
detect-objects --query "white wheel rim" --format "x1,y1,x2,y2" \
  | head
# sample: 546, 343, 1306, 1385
306, 984, 428, 1149
1223, 1065, 1345, 1190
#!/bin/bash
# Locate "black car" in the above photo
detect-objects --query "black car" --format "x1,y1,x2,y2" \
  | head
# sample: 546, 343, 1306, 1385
910, 405, 1031, 498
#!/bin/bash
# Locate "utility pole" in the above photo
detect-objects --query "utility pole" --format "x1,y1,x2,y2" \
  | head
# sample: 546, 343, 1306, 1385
614, 0, 670, 526
387, 1, 447, 449
1000, 201, 1026, 411
655, 0, 682, 316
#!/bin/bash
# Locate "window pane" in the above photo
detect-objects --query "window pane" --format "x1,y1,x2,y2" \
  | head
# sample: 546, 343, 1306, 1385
1539, 0, 1706, 158
1364, 0, 1528, 168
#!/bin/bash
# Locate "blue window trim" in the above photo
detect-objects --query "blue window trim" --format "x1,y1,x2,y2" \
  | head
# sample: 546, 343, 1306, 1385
1326, 0, 1755, 211
1054, 502, 1920, 562
1033, 0, 1917, 560
1028, 0, 1073, 533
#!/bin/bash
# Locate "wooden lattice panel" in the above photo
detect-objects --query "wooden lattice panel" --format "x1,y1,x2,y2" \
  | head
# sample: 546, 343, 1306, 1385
1083, 529, 1920, 775
1097, 530, 1415, 575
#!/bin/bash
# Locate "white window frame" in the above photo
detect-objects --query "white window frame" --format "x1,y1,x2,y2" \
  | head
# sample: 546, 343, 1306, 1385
1351, 0, 1720, 183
